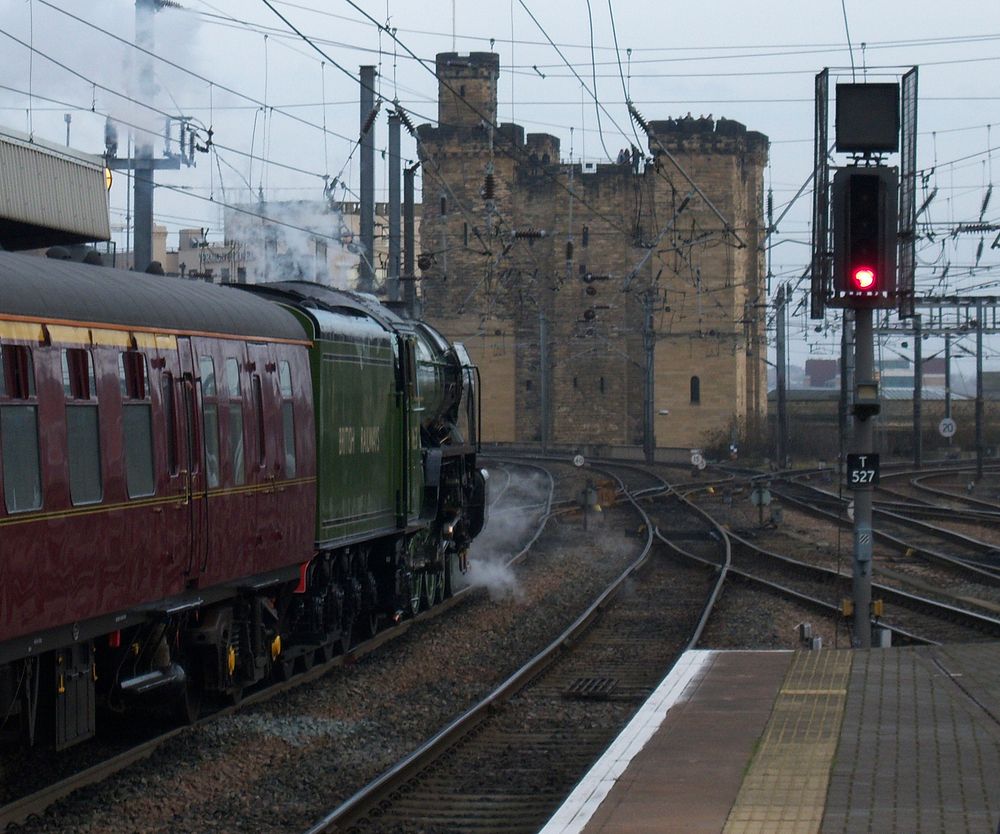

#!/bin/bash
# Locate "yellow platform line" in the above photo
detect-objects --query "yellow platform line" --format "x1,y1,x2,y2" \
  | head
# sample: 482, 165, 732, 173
723, 649, 853, 834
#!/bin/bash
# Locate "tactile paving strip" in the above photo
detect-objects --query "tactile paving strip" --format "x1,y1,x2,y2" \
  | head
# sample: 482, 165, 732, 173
723, 649, 852, 834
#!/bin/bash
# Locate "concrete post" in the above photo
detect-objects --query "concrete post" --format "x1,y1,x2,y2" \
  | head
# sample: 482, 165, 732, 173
359, 65, 376, 292
852, 308, 874, 649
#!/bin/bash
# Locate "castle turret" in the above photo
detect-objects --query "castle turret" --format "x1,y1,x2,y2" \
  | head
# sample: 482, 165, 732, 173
436, 52, 500, 128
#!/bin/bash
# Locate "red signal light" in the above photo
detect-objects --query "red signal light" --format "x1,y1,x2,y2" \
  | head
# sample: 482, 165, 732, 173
851, 266, 876, 290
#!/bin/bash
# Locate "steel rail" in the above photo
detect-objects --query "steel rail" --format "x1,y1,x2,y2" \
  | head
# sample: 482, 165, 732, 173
770, 480, 1000, 586
911, 471, 1000, 513
304, 462, 660, 834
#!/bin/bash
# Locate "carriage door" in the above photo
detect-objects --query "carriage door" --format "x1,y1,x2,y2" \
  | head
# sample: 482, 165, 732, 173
176, 337, 208, 583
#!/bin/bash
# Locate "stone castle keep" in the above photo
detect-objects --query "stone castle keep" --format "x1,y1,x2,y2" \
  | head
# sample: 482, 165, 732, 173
418, 52, 768, 453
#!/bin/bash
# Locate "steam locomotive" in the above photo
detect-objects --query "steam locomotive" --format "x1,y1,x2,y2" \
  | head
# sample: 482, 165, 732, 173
0, 250, 486, 749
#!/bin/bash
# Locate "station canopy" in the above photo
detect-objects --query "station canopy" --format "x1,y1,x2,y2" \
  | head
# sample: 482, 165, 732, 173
0, 127, 111, 251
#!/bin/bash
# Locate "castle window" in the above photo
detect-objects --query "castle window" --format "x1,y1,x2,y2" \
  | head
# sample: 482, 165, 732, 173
525, 380, 533, 391
582, 225, 589, 247
459, 85, 466, 97
600, 377, 605, 394
690, 376, 701, 405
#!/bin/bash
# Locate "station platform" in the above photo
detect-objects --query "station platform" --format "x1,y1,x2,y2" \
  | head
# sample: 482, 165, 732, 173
540, 644, 1000, 834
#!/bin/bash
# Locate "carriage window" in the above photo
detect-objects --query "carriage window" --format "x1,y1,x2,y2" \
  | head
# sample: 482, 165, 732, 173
62, 348, 96, 399
199, 356, 217, 397
225, 358, 241, 398
279, 361, 296, 478
199, 356, 220, 489
64, 349, 102, 505
1, 346, 42, 513
120, 352, 154, 498
119, 351, 149, 399
225, 359, 244, 486
278, 361, 292, 398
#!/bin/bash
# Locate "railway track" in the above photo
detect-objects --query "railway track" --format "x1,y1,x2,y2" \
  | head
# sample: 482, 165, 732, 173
303, 466, 725, 834
723, 532, 1000, 645
910, 469, 1000, 513
0, 463, 554, 831
770, 477, 1000, 586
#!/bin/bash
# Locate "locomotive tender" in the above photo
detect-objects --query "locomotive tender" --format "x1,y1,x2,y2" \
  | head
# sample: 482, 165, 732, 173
0, 251, 486, 749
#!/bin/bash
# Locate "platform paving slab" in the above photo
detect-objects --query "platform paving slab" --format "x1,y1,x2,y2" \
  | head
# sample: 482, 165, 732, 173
821, 644, 1000, 834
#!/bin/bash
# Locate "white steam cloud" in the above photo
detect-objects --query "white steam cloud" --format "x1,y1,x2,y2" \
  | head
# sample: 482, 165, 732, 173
464, 468, 551, 602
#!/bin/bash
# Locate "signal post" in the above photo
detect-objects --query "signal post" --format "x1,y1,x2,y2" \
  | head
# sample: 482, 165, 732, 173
820, 80, 905, 648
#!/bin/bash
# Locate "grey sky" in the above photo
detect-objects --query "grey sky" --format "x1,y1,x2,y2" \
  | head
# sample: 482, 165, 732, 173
1, 0, 998, 377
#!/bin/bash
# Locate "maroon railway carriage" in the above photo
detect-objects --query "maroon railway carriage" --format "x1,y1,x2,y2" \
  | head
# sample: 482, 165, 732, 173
0, 251, 315, 748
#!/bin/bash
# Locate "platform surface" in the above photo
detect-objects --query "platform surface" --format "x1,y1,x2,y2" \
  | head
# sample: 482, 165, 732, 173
540, 644, 1000, 834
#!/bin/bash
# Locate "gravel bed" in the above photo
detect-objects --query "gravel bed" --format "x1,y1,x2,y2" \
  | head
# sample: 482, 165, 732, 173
698, 582, 846, 651
10, 479, 647, 833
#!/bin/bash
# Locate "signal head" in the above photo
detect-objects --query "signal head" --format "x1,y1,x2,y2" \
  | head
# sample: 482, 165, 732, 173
851, 266, 876, 291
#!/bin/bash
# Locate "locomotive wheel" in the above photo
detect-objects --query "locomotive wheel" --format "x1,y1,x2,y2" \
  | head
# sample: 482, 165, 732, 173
174, 671, 202, 725
443, 557, 453, 598
408, 573, 422, 616
275, 654, 296, 682
339, 619, 354, 655
421, 571, 442, 610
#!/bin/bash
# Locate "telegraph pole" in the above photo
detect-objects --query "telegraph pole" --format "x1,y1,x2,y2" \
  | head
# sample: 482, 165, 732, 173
913, 313, 922, 467
642, 290, 656, 463
977, 297, 985, 480
387, 111, 401, 303
776, 283, 788, 467
359, 65, 376, 292
134, 0, 155, 272
539, 309, 551, 453
403, 163, 418, 317
106, 1, 196, 272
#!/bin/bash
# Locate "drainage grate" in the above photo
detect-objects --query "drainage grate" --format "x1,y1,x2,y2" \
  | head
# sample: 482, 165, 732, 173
563, 677, 619, 700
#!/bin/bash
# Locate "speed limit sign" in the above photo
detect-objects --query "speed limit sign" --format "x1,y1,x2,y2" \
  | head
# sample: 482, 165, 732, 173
938, 417, 957, 438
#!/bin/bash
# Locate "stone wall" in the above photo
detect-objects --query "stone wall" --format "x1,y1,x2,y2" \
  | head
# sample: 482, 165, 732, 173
418, 53, 768, 451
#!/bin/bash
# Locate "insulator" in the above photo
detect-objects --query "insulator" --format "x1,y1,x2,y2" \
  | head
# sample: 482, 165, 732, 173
417, 253, 433, 271
361, 101, 381, 136
628, 101, 649, 134
396, 105, 417, 136
483, 174, 495, 200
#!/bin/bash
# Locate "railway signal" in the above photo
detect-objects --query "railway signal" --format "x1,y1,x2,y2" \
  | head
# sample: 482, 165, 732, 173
831, 166, 898, 307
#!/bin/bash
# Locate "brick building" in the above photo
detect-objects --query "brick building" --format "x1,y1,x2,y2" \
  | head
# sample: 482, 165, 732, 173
417, 52, 768, 453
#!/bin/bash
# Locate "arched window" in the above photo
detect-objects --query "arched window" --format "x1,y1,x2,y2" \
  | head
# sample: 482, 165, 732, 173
690, 375, 701, 405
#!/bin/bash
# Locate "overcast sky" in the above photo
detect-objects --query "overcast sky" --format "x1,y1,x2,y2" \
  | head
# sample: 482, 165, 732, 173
2, 0, 999, 378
